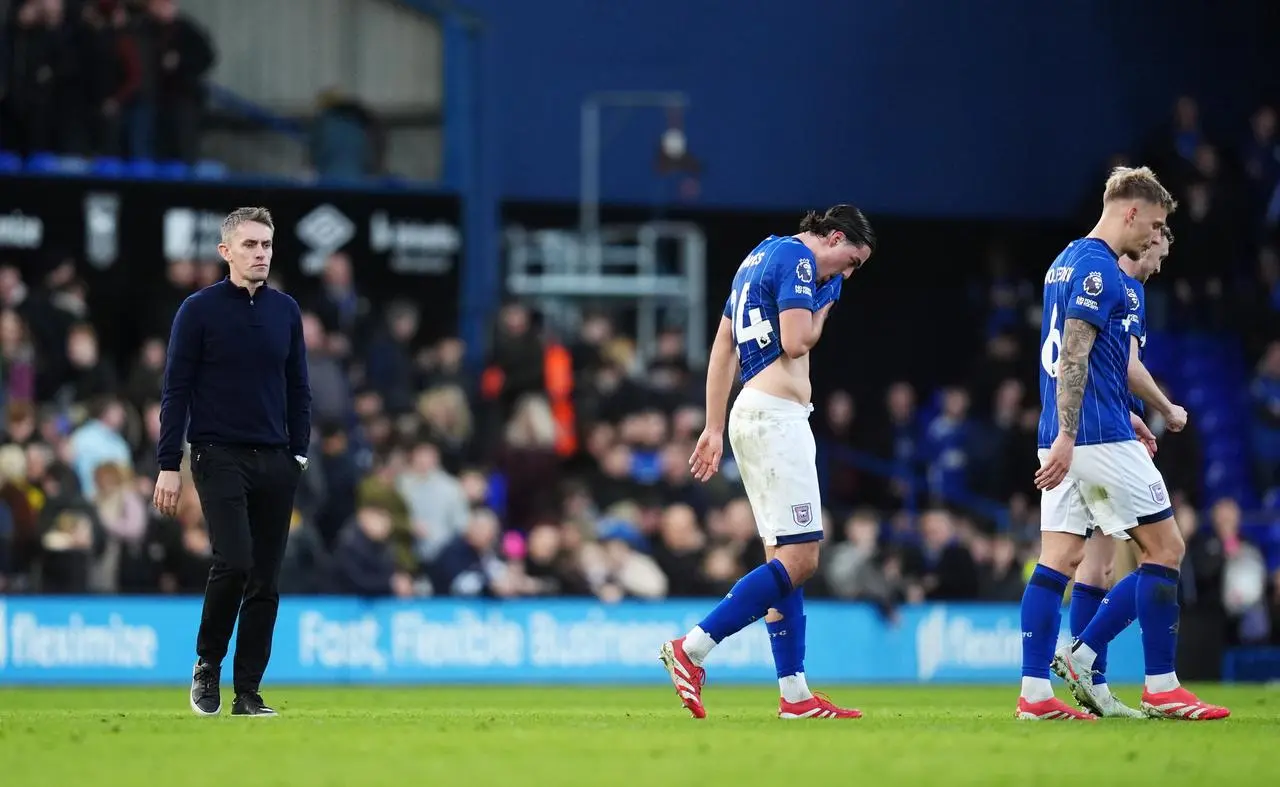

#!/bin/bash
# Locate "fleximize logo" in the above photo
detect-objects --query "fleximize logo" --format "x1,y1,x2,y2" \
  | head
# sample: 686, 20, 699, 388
914, 607, 1021, 680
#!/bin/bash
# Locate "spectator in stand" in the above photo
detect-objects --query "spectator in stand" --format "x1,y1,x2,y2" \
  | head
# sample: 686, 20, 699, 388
54, 321, 117, 406
584, 519, 667, 602
75, 0, 142, 158
118, 0, 158, 160
278, 509, 331, 595
123, 336, 166, 407
332, 501, 413, 598
863, 381, 919, 510
1243, 106, 1279, 220
301, 310, 351, 426
1, 0, 74, 155
430, 506, 517, 598
0, 309, 38, 407
36, 457, 100, 594
652, 503, 706, 596
87, 460, 149, 592
979, 534, 1026, 601
903, 508, 979, 601
67, 395, 131, 498
1249, 341, 1280, 492
397, 437, 468, 566
495, 392, 560, 532
308, 252, 368, 342
363, 300, 421, 416
309, 87, 381, 181
1146, 95, 1204, 187
822, 508, 899, 613
921, 387, 976, 506
485, 303, 545, 422
147, 0, 215, 163
814, 389, 864, 513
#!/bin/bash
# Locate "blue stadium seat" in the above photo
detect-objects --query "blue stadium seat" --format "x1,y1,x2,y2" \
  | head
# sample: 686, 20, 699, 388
91, 157, 126, 177
1264, 488, 1280, 511
125, 158, 159, 178
1205, 439, 1245, 462
1185, 385, 1236, 412
1198, 408, 1243, 434
1143, 344, 1176, 374
1223, 647, 1280, 682
156, 160, 192, 180
25, 152, 66, 173
192, 160, 229, 180
1178, 358, 1229, 383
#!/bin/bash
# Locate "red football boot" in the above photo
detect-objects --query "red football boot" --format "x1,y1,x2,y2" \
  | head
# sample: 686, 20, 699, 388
1015, 695, 1098, 720
778, 691, 862, 719
659, 638, 706, 719
1140, 686, 1230, 720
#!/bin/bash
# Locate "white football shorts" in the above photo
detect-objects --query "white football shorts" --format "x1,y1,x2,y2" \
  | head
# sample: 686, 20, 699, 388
728, 387, 825, 547
1039, 440, 1174, 540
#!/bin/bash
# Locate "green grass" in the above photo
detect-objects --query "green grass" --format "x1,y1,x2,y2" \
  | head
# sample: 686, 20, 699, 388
0, 684, 1277, 786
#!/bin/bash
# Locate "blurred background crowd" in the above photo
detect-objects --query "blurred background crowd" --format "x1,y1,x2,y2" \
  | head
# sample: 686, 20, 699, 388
1, 0, 384, 179
3, 1, 1280, 679
1, 0, 214, 163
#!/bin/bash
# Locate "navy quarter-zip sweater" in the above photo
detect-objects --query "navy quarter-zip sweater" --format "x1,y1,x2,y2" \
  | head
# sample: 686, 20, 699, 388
157, 277, 312, 471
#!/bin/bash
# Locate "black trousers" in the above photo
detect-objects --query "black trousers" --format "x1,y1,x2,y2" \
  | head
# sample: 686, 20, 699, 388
191, 444, 300, 694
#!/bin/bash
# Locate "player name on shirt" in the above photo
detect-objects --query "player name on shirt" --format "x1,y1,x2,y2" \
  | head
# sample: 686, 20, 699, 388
1037, 239, 1137, 449
724, 235, 819, 385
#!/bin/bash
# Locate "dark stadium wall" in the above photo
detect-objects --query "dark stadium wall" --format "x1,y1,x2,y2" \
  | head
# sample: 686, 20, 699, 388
457, 0, 1275, 218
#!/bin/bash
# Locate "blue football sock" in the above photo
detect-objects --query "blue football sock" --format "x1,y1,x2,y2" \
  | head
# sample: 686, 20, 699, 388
1077, 571, 1140, 682
699, 559, 794, 644
1020, 564, 1070, 679
1070, 582, 1107, 683
766, 587, 805, 679
1134, 563, 1180, 677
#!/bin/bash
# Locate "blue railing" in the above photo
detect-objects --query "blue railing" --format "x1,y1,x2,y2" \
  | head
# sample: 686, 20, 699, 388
823, 443, 1013, 532
206, 83, 307, 139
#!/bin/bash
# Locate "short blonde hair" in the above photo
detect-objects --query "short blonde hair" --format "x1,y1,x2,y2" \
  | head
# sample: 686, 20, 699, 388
221, 207, 274, 244
1103, 166, 1177, 213
504, 393, 557, 448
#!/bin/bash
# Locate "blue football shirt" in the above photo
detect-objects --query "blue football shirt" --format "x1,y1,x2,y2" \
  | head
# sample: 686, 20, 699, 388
1121, 272, 1147, 417
1037, 238, 1136, 448
722, 235, 817, 384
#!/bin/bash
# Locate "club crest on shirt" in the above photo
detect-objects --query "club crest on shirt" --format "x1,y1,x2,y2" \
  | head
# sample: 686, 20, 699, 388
1149, 481, 1167, 505
795, 259, 813, 284
1127, 287, 1140, 311
1083, 271, 1104, 297
791, 503, 813, 526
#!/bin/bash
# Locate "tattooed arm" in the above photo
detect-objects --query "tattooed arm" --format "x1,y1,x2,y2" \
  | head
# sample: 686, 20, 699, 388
1056, 318, 1098, 438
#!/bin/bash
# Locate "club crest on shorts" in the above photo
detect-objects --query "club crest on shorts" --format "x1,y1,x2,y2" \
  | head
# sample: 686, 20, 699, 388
791, 503, 814, 526
1149, 481, 1167, 505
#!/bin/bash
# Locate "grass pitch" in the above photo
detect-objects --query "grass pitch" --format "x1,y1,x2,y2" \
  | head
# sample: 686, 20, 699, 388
1, 684, 1276, 786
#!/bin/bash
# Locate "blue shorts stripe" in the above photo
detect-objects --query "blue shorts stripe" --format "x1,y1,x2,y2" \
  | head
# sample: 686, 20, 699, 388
775, 531, 824, 546
1136, 507, 1174, 526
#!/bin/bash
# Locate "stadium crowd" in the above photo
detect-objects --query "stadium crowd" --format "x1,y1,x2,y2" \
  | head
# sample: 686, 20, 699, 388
1, 0, 214, 163
0, 95, 1278, 668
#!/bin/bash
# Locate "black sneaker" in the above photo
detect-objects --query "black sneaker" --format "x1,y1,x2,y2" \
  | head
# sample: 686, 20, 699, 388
189, 660, 221, 716
231, 692, 278, 717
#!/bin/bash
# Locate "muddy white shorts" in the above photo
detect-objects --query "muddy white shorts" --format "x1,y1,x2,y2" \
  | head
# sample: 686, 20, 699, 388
1039, 440, 1174, 540
727, 387, 824, 546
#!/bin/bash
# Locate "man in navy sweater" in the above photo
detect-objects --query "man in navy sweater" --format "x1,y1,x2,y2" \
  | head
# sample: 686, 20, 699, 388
155, 206, 312, 717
